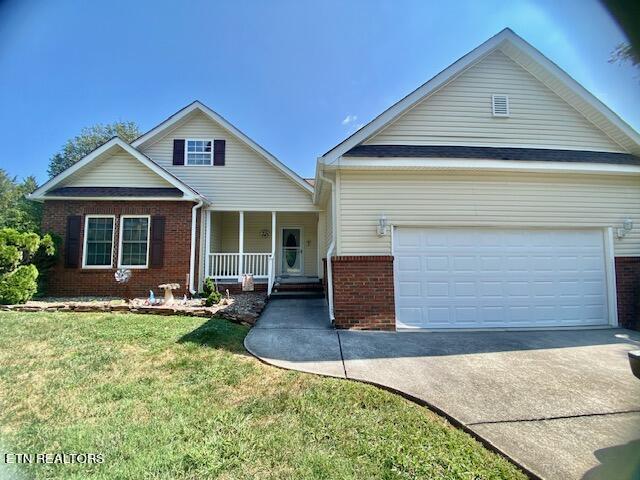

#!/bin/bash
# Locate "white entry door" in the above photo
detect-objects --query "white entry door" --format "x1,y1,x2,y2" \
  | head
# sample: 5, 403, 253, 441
394, 227, 609, 330
281, 228, 303, 275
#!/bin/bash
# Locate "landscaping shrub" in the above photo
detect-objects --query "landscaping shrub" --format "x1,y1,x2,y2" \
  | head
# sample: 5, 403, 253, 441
205, 289, 222, 307
202, 276, 216, 297
0, 228, 55, 304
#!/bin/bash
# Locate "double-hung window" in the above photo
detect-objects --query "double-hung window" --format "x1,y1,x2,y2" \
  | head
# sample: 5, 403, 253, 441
118, 216, 150, 268
83, 216, 115, 268
186, 139, 213, 165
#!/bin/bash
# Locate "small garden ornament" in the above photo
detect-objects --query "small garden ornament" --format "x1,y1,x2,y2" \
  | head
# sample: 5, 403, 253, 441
115, 269, 132, 302
158, 283, 180, 305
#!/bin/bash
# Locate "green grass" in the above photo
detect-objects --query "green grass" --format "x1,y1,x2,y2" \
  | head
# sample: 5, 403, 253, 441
0, 312, 525, 480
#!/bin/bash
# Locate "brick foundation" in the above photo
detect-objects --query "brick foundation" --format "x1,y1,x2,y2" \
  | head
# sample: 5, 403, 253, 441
331, 255, 395, 330
615, 257, 640, 331
41, 200, 198, 298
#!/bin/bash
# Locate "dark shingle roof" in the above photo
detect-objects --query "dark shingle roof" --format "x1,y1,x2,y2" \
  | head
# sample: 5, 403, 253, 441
47, 187, 184, 197
344, 145, 640, 165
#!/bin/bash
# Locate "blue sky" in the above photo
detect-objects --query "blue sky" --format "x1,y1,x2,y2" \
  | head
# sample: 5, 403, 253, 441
0, 0, 638, 183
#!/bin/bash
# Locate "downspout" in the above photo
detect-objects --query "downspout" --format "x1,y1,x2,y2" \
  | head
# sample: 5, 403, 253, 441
189, 199, 204, 295
318, 167, 336, 321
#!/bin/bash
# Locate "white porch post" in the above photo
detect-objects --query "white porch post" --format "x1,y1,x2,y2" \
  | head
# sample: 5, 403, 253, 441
238, 211, 244, 280
271, 211, 276, 257
204, 210, 211, 279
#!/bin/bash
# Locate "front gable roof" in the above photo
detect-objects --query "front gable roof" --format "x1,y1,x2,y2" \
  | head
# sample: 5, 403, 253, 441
132, 101, 314, 194
30, 137, 205, 202
320, 28, 640, 164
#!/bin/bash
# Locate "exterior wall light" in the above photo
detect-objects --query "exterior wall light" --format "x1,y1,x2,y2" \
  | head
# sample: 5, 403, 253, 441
377, 215, 389, 237
616, 219, 633, 239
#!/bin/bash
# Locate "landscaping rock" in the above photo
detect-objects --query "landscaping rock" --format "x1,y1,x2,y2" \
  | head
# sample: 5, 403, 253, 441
7, 292, 268, 326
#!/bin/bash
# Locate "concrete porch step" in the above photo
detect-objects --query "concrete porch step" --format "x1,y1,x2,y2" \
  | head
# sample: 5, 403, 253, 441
273, 282, 324, 292
269, 290, 326, 299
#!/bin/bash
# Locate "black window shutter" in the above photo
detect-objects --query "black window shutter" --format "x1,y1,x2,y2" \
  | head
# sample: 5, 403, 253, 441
214, 139, 225, 166
65, 215, 81, 268
173, 139, 185, 165
150, 216, 165, 268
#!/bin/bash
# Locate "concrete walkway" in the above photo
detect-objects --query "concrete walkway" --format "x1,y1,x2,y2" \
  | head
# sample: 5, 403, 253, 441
245, 298, 640, 480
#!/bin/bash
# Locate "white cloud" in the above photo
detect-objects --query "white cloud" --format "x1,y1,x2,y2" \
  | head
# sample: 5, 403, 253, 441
342, 114, 358, 125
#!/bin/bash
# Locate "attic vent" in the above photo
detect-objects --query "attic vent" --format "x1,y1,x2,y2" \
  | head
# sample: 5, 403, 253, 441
492, 94, 510, 117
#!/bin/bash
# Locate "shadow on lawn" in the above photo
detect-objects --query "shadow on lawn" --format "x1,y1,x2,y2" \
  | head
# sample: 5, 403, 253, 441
177, 317, 249, 354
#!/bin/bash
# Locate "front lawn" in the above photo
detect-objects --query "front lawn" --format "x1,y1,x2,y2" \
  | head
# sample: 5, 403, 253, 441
0, 312, 524, 479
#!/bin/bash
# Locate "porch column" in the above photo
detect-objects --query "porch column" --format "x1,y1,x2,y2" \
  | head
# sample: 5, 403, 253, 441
238, 211, 244, 279
271, 211, 276, 257
204, 210, 211, 278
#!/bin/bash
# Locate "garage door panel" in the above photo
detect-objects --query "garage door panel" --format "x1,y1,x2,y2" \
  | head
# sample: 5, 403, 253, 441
394, 228, 609, 329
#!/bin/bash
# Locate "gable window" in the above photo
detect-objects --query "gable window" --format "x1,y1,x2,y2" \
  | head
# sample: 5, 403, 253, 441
186, 139, 213, 165
83, 215, 115, 268
118, 216, 150, 268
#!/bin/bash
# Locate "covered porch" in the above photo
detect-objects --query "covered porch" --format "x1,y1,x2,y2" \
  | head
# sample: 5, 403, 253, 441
202, 210, 321, 293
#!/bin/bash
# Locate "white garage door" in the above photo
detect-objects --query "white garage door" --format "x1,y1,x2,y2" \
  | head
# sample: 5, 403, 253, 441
394, 227, 610, 330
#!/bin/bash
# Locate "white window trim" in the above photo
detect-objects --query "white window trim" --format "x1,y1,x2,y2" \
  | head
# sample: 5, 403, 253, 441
492, 94, 510, 117
82, 215, 116, 269
185, 138, 213, 166
118, 215, 151, 269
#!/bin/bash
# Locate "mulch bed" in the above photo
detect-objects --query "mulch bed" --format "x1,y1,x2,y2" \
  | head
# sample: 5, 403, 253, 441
1, 292, 268, 326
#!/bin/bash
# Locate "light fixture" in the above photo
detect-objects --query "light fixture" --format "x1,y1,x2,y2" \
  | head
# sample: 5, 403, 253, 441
377, 214, 389, 237
616, 219, 633, 239
259, 229, 270, 239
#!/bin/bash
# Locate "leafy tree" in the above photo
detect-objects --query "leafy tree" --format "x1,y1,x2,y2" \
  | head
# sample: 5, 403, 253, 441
47, 121, 140, 177
0, 228, 55, 304
0, 169, 41, 233
609, 42, 640, 68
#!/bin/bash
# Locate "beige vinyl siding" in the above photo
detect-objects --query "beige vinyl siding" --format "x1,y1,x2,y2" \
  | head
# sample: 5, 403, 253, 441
59, 149, 173, 188
365, 50, 626, 153
337, 170, 640, 257
207, 211, 318, 276
140, 112, 315, 211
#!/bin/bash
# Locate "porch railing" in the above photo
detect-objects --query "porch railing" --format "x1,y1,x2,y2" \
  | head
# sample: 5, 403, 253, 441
207, 253, 271, 279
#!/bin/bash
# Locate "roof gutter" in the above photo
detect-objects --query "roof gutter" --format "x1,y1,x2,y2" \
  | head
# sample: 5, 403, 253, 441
189, 199, 204, 295
318, 165, 336, 321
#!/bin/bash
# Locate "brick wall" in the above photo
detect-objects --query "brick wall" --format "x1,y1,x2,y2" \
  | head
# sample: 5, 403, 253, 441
42, 200, 198, 298
615, 257, 640, 331
331, 255, 395, 330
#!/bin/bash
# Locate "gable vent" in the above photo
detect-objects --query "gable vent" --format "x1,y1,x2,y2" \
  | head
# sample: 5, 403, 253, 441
492, 94, 510, 117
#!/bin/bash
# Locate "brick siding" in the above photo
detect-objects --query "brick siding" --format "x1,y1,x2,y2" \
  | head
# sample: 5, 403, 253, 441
331, 255, 395, 330
615, 257, 640, 331
41, 200, 199, 298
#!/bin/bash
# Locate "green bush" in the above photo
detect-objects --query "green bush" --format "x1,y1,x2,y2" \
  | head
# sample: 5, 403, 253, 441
0, 228, 55, 304
205, 289, 222, 307
0, 264, 38, 304
202, 277, 216, 297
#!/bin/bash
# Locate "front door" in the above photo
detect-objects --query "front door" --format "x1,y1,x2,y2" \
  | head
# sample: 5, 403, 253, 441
281, 228, 303, 275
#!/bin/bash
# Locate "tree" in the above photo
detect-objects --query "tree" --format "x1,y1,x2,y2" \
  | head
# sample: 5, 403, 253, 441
609, 42, 640, 68
47, 121, 140, 177
0, 228, 54, 304
0, 169, 41, 233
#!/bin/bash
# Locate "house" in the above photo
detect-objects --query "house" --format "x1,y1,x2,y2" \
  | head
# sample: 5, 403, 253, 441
31, 28, 640, 331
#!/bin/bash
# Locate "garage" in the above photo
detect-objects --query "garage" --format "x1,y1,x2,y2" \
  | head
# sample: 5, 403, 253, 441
393, 227, 612, 330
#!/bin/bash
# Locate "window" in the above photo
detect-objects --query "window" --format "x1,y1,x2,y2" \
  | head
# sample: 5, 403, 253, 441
186, 139, 213, 165
83, 216, 115, 268
119, 216, 150, 268
492, 94, 510, 117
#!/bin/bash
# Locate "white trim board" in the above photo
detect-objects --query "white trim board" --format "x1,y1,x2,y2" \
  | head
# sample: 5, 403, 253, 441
318, 28, 640, 166
30, 137, 205, 202
326, 157, 640, 175
132, 101, 314, 195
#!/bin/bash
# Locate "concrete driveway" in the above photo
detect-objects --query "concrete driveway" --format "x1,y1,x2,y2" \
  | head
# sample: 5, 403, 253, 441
245, 298, 640, 480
